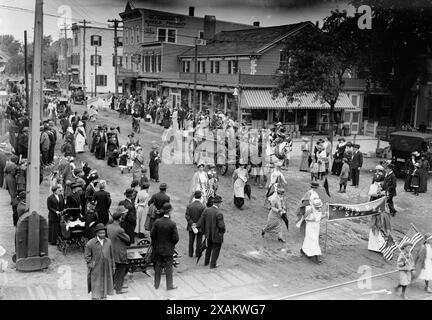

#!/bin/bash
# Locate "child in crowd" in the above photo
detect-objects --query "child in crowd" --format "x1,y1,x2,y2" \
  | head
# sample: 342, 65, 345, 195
395, 242, 415, 300
126, 145, 136, 173
339, 158, 350, 193
118, 146, 128, 174
310, 160, 319, 182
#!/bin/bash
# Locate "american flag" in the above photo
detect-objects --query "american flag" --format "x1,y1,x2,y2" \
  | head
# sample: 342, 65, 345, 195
379, 234, 398, 261
398, 225, 423, 252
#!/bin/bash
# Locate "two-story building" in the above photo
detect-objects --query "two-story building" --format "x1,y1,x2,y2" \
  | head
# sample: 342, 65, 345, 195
70, 23, 123, 95
118, 2, 256, 99
175, 22, 362, 132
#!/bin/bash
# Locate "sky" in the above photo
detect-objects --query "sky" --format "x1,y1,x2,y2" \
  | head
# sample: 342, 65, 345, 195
0, 0, 354, 43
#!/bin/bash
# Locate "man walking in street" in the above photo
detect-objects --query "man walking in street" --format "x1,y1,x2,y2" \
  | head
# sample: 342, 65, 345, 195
119, 188, 137, 244
151, 203, 179, 290
148, 183, 170, 211
383, 163, 398, 216
84, 223, 115, 300
107, 206, 130, 295
40, 124, 51, 167
351, 144, 363, 187
93, 180, 112, 225
197, 195, 225, 269
185, 190, 205, 258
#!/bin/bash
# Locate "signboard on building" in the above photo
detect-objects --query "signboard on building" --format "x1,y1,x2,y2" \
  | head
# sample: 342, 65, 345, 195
146, 14, 187, 28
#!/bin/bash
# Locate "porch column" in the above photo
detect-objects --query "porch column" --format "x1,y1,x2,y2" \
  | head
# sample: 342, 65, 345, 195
199, 91, 202, 112
188, 89, 192, 109
224, 93, 228, 113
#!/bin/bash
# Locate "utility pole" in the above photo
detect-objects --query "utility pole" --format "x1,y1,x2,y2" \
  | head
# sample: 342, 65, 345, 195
24, 30, 29, 112
193, 37, 198, 119
108, 19, 121, 96
94, 46, 98, 97
79, 20, 90, 103
61, 23, 70, 90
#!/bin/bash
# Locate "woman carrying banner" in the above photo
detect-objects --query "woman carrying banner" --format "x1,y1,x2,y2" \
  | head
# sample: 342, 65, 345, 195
300, 198, 324, 264
367, 197, 392, 253
295, 182, 320, 236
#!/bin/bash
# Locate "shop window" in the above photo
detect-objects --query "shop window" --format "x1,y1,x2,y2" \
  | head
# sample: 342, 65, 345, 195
228, 60, 238, 74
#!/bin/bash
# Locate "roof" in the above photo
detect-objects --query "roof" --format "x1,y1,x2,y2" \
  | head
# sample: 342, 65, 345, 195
179, 22, 314, 57
390, 131, 432, 139
240, 90, 359, 111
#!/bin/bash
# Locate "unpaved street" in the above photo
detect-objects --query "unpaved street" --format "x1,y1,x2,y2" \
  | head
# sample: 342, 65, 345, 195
1, 105, 431, 300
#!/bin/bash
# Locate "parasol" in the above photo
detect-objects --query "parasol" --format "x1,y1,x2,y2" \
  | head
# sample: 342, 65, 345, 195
323, 178, 331, 197
244, 183, 251, 200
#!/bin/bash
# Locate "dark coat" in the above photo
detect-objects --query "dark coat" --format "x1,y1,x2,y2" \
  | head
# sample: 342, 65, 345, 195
93, 190, 112, 225
107, 222, 131, 264
148, 191, 170, 211
351, 150, 363, 169
85, 183, 96, 204
150, 216, 179, 257
84, 237, 115, 299
119, 198, 136, 243
66, 192, 81, 209
0, 151, 7, 187
197, 206, 226, 244
383, 171, 397, 197
47, 194, 65, 222
185, 200, 205, 232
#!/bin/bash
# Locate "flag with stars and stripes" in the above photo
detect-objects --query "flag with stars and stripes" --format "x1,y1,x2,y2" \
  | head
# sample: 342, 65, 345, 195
398, 225, 423, 253
379, 235, 398, 261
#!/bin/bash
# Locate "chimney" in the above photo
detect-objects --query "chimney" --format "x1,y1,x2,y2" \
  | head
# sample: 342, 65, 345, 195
204, 15, 216, 40
253, 21, 260, 27
189, 6, 195, 17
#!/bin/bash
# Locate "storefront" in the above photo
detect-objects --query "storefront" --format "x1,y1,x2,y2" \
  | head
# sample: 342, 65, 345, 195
240, 89, 360, 133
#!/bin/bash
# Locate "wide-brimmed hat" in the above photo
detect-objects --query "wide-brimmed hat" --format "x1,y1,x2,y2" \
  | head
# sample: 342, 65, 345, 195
135, 146, 143, 152
375, 165, 385, 171
353, 144, 360, 149
159, 183, 168, 190
112, 205, 128, 220
94, 223, 107, 233
160, 203, 173, 213
128, 133, 135, 137
141, 182, 150, 189
152, 144, 159, 149
312, 198, 323, 208
302, 137, 309, 142
310, 182, 319, 189
197, 162, 205, 168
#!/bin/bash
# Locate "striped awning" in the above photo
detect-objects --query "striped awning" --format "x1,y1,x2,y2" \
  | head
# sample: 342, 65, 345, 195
240, 90, 359, 111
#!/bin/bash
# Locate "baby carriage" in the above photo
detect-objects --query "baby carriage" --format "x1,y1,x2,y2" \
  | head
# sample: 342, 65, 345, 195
57, 208, 87, 255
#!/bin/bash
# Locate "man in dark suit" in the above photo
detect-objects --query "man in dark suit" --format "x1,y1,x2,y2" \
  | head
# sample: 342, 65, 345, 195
148, 183, 170, 211
119, 188, 137, 244
47, 185, 65, 245
197, 195, 225, 269
350, 144, 363, 187
185, 190, 205, 258
107, 206, 130, 295
151, 203, 179, 290
383, 163, 398, 216
93, 180, 112, 225
66, 182, 82, 220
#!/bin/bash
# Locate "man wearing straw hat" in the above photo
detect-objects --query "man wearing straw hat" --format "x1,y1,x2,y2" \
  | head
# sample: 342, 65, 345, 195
84, 223, 115, 300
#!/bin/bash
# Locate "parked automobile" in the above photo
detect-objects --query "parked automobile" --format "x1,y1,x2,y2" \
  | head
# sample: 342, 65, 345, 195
389, 130, 432, 177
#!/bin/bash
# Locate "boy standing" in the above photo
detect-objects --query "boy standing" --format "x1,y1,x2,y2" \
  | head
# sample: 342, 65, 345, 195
395, 242, 415, 299
339, 158, 350, 193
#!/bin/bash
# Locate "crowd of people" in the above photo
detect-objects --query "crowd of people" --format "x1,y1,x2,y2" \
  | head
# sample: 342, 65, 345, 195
1, 89, 431, 300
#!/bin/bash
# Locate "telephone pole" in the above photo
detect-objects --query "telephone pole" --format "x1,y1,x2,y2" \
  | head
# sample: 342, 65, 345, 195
79, 20, 90, 101
61, 23, 70, 89
108, 19, 121, 96
24, 30, 29, 112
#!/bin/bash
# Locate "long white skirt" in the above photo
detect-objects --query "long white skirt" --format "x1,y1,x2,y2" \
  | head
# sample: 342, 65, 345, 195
368, 229, 386, 252
75, 134, 86, 153
302, 220, 322, 257
419, 246, 432, 281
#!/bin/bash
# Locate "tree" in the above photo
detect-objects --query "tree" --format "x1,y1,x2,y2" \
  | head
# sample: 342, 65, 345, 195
351, 0, 432, 126
273, 12, 365, 145
0, 35, 22, 57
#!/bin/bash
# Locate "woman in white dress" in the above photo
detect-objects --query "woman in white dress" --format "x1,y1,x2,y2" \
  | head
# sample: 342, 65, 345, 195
232, 162, 248, 210
317, 146, 327, 180
74, 121, 87, 153
134, 182, 150, 238
189, 162, 209, 204
414, 233, 432, 293
265, 163, 287, 205
301, 198, 324, 264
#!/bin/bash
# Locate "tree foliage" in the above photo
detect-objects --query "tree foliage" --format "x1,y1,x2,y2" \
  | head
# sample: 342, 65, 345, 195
351, 0, 432, 125
273, 14, 365, 142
